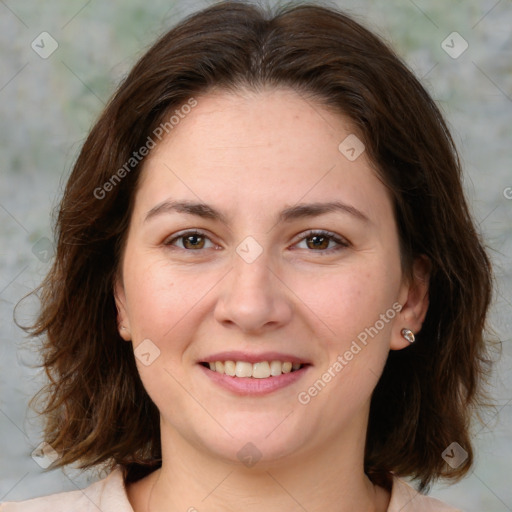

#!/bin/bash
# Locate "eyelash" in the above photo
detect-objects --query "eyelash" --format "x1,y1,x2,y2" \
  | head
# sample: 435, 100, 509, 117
164, 229, 349, 254
295, 229, 350, 253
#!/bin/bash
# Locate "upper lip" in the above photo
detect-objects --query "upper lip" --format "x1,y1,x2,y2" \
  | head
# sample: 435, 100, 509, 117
199, 351, 311, 365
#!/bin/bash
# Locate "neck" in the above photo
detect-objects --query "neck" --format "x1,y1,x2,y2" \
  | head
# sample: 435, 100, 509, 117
139, 414, 387, 512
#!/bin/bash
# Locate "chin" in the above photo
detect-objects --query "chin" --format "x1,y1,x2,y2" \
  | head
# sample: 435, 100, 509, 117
192, 412, 313, 466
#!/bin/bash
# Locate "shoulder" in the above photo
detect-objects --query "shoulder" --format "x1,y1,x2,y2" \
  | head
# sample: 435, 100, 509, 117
388, 476, 463, 512
0, 467, 133, 512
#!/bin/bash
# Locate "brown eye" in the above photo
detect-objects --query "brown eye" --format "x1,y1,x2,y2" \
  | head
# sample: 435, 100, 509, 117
305, 234, 330, 250
165, 230, 215, 250
182, 234, 205, 249
295, 230, 349, 253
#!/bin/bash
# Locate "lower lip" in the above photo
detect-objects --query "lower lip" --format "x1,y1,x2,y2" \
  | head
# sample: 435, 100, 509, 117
198, 364, 310, 395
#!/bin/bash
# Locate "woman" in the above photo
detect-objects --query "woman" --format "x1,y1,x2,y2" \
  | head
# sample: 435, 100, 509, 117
1, 2, 494, 511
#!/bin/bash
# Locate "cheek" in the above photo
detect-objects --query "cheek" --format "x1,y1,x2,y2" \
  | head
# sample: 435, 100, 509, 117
121, 256, 210, 414
122, 252, 224, 349
291, 258, 401, 348
292, 263, 401, 423
293, 260, 401, 410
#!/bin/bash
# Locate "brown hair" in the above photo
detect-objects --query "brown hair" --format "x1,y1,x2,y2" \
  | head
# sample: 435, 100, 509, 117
25, 0, 494, 491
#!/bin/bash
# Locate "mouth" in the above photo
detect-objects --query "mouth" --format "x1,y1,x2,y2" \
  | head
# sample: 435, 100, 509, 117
199, 360, 307, 378
197, 354, 311, 395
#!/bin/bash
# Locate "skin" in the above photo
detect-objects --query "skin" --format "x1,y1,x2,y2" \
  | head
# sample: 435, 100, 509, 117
115, 88, 430, 512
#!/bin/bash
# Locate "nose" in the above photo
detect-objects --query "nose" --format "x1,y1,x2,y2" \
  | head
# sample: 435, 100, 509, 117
213, 248, 293, 335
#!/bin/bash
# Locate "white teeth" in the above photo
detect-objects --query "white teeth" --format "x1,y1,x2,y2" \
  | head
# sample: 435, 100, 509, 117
206, 360, 303, 377
270, 360, 282, 376
224, 360, 236, 376
235, 361, 253, 377
252, 361, 271, 379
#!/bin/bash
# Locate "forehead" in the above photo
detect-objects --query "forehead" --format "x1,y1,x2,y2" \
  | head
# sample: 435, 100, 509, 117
148, 87, 355, 166
134, 88, 391, 225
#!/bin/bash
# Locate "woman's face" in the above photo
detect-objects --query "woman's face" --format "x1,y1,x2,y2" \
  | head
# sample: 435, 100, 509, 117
115, 88, 426, 466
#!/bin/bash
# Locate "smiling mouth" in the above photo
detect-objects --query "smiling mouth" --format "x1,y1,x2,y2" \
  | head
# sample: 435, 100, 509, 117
200, 360, 307, 378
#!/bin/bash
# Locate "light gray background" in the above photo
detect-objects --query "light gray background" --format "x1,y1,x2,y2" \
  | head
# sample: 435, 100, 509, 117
1, 1, 511, 510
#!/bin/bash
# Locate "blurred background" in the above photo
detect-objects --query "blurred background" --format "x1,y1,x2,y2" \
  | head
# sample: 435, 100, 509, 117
0, 0, 511, 510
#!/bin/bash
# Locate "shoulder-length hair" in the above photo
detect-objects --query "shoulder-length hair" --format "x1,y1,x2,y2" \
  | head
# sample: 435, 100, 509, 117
27, 0, 494, 491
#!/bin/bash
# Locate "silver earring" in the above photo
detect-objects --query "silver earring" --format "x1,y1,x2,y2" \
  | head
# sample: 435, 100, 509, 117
401, 328, 415, 343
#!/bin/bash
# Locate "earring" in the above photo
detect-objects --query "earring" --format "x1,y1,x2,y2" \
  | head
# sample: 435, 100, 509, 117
401, 328, 415, 343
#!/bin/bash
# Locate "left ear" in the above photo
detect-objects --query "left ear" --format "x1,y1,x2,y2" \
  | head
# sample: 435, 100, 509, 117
391, 254, 431, 350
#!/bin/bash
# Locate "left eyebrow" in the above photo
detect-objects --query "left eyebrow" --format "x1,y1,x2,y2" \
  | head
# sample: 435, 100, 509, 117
143, 199, 370, 224
278, 201, 370, 224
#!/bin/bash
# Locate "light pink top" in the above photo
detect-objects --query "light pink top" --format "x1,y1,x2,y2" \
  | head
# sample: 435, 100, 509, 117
0, 468, 462, 511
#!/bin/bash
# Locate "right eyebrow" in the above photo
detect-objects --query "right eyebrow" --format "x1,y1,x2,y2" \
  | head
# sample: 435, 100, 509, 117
144, 200, 229, 224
